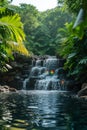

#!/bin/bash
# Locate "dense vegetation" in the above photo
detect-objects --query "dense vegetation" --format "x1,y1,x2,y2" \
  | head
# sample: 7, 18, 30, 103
57, 0, 87, 83
0, 0, 87, 85
0, 0, 29, 72
12, 4, 73, 55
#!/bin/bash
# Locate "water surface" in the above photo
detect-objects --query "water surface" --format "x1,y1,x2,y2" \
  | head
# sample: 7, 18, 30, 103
0, 90, 87, 130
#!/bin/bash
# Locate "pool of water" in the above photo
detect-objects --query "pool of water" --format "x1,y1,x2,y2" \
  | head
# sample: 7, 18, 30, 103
0, 90, 87, 130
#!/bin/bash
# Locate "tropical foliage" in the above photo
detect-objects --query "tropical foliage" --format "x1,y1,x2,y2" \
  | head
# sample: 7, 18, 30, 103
12, 4, 73, 55
0, 0, 29, 72
57, 0, 87, 83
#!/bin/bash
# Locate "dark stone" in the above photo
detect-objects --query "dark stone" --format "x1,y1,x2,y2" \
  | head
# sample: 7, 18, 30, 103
81, 83, 87, 89
0, 53, 32, 90
32, 60, 36, 66
0, 85, 17, 93
26, 77, 38, 90
78, 86, 87, 97
58, 59, 66, 67
66, 80, 81, 92
55, 67, 66, 79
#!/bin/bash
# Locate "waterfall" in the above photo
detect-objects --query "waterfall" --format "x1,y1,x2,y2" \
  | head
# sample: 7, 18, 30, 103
23, 56, 66, 90
35, 76, 61, 90
23, 78, 29, 90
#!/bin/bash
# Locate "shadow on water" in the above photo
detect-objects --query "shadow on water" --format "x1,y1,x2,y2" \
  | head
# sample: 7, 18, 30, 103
0, 90, 87, 130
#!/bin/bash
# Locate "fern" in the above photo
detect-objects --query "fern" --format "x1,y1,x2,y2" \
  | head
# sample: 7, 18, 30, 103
79, 57, 87, 64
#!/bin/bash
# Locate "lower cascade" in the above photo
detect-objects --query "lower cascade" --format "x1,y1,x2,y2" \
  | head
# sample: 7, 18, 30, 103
35, 77, 61, 90
23, 56, 66, 90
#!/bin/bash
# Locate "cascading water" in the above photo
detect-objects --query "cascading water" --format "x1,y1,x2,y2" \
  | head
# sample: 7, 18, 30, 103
35, 76, 61, 90
23, 56, 66, 90
35, 57, 61, 90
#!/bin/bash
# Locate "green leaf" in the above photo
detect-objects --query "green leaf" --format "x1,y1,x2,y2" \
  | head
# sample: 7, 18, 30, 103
79, 57, 87, 64
68, 52, 77, 59
73, 8, 84, 29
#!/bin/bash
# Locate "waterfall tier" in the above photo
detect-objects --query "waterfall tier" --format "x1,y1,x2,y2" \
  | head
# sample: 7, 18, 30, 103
23, 56, 66, 90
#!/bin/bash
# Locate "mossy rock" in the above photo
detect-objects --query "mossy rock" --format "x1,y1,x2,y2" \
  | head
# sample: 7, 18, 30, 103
12, 123, 28, 128
9, 127, 26, 130
14, 119, 26, 124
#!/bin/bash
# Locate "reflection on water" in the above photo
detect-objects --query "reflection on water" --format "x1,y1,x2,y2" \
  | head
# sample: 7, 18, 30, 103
0, 90, 87, 130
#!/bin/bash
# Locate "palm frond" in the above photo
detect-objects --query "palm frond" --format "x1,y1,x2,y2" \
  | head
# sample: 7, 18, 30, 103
0, 14, 25, 42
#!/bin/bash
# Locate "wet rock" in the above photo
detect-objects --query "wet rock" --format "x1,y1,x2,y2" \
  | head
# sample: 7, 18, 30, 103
0, 53, 32, 90
78, 86, 87, 97
79, 96, 87, 100
0, 85, 17, 93
26, 77, 37, 90
31, 67, 40, 76
81, 83, 87, 89
55, 67, 66, 79
9, 87, 17, 92
77, 83, 87, 98
58, 59, 66, 67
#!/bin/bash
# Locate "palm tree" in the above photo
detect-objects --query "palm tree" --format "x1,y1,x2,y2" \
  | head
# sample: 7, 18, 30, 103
0, 0, 29, 72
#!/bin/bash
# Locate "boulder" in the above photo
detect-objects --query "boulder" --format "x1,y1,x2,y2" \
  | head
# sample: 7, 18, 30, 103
81, 83, 87, 89
78, 86, 87, 97
0, 85, 17, 93
9, 87, 17, 92
55, 67, 66, 79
